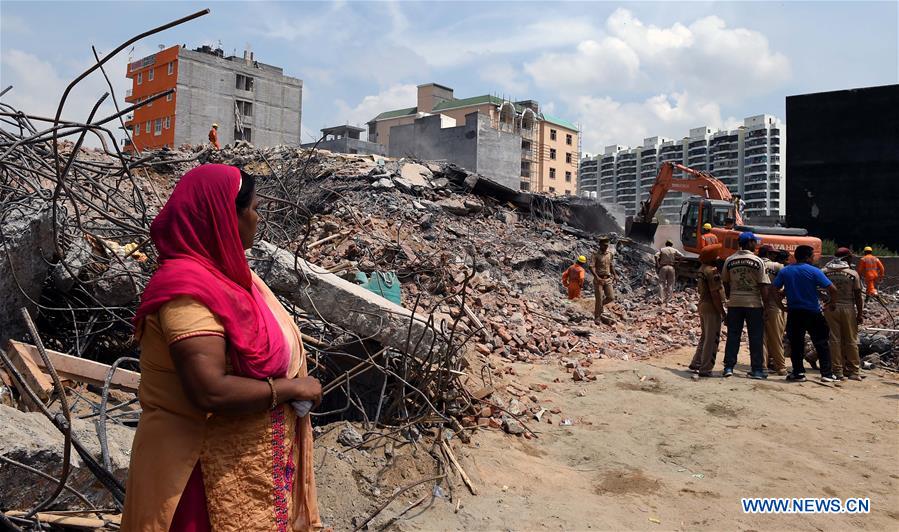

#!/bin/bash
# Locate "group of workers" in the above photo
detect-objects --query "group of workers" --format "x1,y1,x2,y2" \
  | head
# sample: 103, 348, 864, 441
688, 235, 886, 381
560, 232, 887, 382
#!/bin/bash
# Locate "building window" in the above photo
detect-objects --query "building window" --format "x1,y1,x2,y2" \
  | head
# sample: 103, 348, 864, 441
133, 124, 138, 136
565, 171, 572, 182
235, 126, 252, 143
564, 189, 571, 195
137, 72, 142, 85
167, 62, 174, 75
549, 167, 556, 179
166, 92, 173, 102
154, 119, 162, 136
550, 129, 557, 141
145, 121, 150, 134
164, 116, 171, 129
520, 181, 530, 191
566, 133, 572, 145
566, 152, 572, 164
148, 68, 154, 81
549, 186, 556, 193
236, 99, 253, 117
550, 148, 557, 160
147, 95, 152, 107
236, 74, 254, 91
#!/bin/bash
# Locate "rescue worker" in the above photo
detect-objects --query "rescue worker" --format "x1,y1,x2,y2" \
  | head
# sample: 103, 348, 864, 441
654, 240, 683, 303
701, 223, 719, 248
592, 237, 617, 325
733, 194, 747, 221
562, 256, 588, 300
856, 246, 885, 301
208, 123, 221, 150
822, 248, 864, 381
688, 244, 726, 377
721, 232, 770, 379
758, 245, 787, 375
772, 245, 839, 382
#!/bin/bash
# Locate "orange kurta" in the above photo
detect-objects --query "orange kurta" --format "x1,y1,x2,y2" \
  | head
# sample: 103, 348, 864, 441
122, 272, 320, 531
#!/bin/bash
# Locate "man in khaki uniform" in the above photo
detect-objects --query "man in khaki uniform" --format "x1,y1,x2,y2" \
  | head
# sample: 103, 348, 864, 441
655, 240, 683, 303
822, 248, 864, 381
758, 245, 787, 375
722, 232, 771, 379
592, 237, 617, 325
689, 244, 726, 377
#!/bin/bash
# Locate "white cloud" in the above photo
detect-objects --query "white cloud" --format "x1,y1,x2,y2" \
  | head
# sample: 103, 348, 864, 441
1, 48, 138, 148
478, 62, 529, 97
334, 84, 418, 127
525, 37, 641, 92
1, 13, 31, 34
572, 91, 738, 152
525, 8, 791, 101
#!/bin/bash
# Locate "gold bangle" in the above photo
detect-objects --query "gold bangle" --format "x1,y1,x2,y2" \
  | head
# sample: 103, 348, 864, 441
266, 377, 278, 410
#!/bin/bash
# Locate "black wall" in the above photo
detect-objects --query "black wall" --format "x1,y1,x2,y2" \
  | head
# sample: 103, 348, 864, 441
786, 84, 899, 252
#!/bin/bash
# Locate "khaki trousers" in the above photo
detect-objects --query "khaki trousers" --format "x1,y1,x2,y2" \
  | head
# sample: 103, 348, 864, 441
658, 265, 676, 302
763, 306, 786, 371
824, 304, 860, 377
689, 304, 722, 373
594, 278, 614, 319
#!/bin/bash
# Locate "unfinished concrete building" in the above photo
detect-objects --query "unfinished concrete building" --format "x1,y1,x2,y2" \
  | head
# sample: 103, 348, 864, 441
388, 113, 520, 189
368, 83, 579, 194
301, 125, 386, 156
124, 45, 302, 150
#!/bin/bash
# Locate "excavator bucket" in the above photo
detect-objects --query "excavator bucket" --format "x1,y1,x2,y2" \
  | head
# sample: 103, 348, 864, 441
625, 219, 659, 243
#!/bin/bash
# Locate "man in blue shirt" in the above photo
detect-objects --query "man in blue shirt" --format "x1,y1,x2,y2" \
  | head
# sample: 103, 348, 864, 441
772, 245, 839, 382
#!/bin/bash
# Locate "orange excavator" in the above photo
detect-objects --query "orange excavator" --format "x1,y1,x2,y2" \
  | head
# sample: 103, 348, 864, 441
626, 161, 821, 261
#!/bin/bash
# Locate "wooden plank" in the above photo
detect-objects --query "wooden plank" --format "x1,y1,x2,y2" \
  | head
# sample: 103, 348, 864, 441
8, 340, 140, 393
6, 343, 54, 412
4, 511, 107, 530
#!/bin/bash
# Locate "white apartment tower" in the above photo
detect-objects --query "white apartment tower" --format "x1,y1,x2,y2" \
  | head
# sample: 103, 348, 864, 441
595, 115, 785, 223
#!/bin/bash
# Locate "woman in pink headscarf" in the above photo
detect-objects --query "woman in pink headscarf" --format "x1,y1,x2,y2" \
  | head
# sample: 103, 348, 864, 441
122, 165, 322, 532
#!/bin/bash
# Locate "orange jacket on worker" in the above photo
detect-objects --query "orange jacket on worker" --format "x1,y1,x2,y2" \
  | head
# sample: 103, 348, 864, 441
857, 252, 885, 295
701, 233, 719, 248
208, 126, 221, 149
562, 263, 586, 300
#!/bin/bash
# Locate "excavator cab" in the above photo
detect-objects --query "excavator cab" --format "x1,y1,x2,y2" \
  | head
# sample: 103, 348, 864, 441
680, 198, 734, 252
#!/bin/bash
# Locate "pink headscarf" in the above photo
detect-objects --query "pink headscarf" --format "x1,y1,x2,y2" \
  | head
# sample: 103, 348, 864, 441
135, 164, 289, 379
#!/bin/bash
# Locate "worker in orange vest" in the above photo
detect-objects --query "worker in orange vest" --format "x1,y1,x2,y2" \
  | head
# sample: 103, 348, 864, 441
208, 123, 221, 150
701, 223, 719, 248
856, 246, 885, 300
562, 256, 587, 300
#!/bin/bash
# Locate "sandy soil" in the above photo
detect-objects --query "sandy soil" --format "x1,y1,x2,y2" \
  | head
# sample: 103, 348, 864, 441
327, 347, 899, 531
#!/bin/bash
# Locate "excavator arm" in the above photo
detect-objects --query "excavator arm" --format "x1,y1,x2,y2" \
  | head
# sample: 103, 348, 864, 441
627, 161, 742, 242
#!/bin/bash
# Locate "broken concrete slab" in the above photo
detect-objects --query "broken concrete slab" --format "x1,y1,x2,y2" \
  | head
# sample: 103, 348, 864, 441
251, 241, 443, 360
0, 204, 53, 346
400, 163, 433, 187
0, 404, 133, 511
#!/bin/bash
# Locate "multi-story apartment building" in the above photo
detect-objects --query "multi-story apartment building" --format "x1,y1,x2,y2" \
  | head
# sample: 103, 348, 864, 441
595, 115, 785, 222
124, 45, 302, 151
578, 157, 599, 198
368, 83, 579, 194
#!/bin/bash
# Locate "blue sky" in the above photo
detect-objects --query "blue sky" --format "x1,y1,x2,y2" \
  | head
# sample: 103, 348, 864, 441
2, 1, 897, 152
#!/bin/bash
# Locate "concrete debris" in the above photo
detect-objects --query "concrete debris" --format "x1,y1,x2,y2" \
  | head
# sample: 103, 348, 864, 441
0, 404, 132, 511
501, 415, 525, 435
337, 423, 364, 447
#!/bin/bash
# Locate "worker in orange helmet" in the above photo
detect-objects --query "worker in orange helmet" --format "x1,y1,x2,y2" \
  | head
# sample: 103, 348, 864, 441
701, 223, 719, 248
856, 246, 885, 300
208, 123, 221, 150
562, 255, 588, 300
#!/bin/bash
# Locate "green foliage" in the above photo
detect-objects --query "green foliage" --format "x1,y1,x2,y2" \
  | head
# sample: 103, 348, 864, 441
821, 239, 896, 257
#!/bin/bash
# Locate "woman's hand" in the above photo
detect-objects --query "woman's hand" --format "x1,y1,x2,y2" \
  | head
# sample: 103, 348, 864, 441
288, 376, 322, 407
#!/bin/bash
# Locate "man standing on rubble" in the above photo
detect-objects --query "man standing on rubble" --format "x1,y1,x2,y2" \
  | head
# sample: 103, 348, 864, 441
759, 245, 787, 375
689, 244, 726, 377
655, 240, 683, 303
208, 123, 221, 150
721, 232, 770, 379
822, 248, 864, 381
592, 236, 617, 325
772, 245, 840, 382
562, 255, 588, 300
857, 246, 885, 301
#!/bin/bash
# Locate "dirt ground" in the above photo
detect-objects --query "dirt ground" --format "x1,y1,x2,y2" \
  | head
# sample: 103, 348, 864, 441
320, 347, 899, 531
